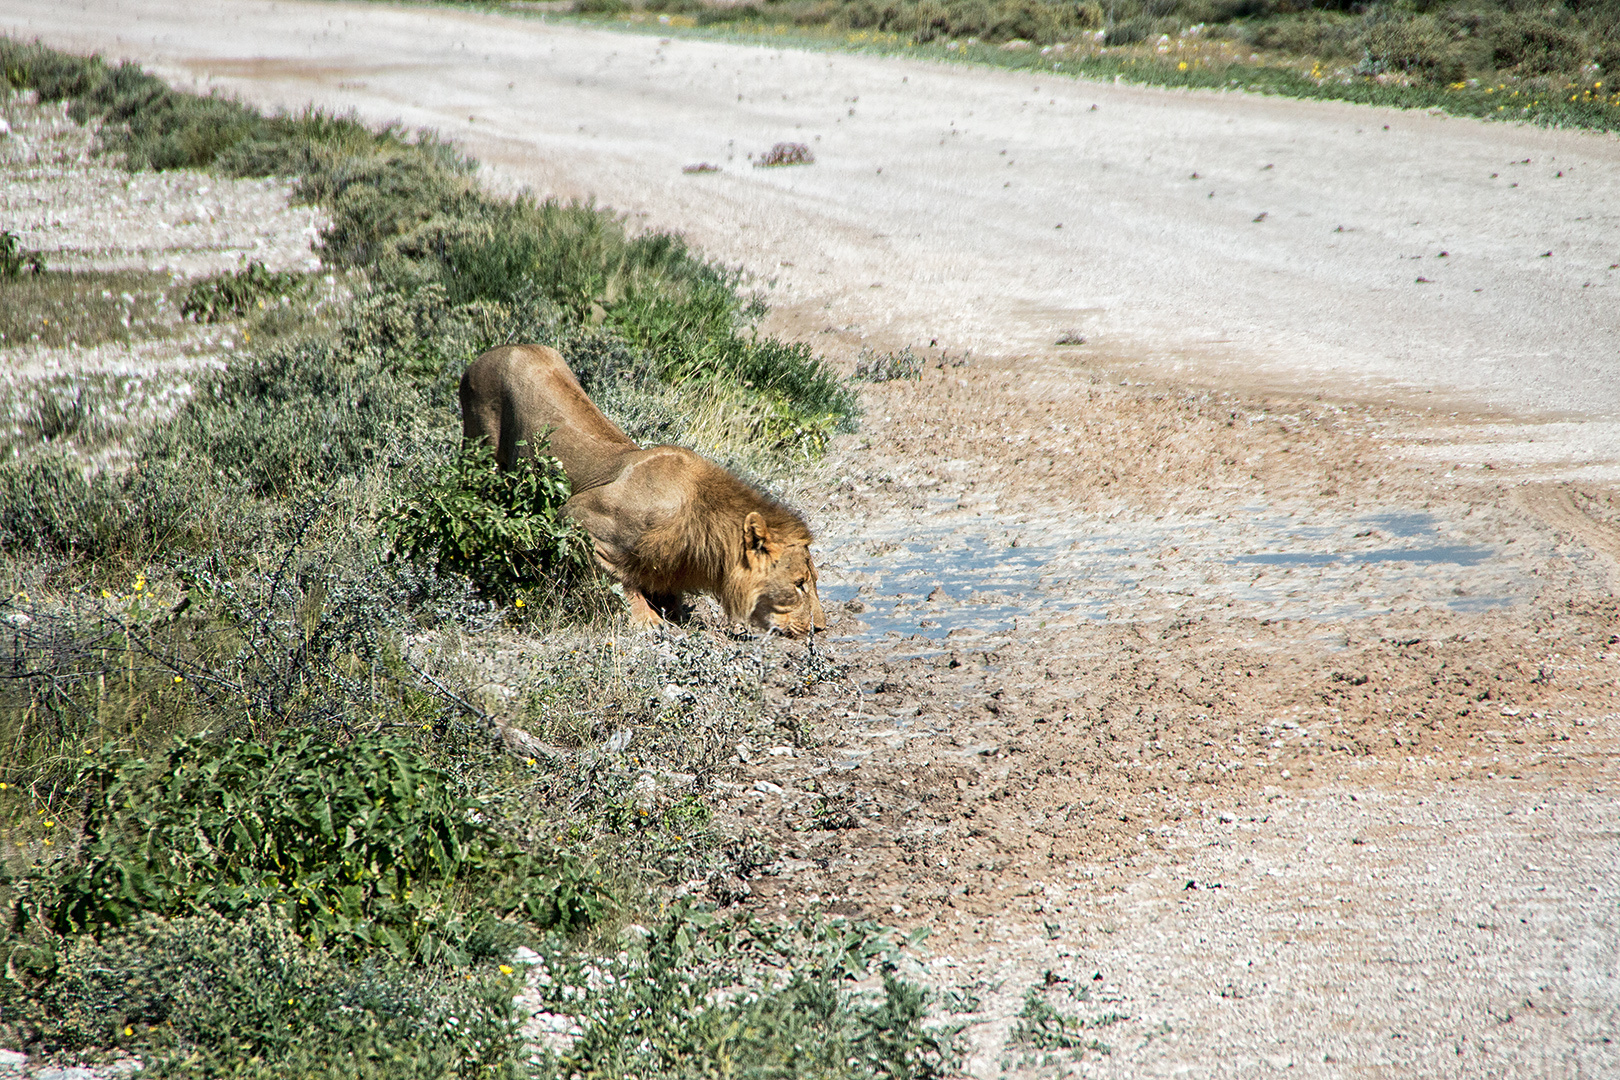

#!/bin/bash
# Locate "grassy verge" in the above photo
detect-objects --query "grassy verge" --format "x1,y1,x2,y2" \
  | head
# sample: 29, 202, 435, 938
0, 39, 937, 1079
546, 0, 1620, 132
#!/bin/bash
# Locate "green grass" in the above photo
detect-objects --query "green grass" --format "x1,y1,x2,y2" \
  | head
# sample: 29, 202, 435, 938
0, 37, 935, 1079
540, 0, 1620, 132
0, 269, 183, 350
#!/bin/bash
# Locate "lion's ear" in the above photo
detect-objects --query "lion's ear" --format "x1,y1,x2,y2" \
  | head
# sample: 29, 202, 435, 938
744, 512, 773, 559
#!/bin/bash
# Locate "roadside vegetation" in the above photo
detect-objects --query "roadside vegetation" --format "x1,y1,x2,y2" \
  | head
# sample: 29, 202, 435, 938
560, 0, 1620, 131
0, 39, 954, 1079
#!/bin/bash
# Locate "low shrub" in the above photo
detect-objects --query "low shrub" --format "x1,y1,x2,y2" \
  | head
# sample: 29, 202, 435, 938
532, 908, 959, 1079
8, 909, 526, 1077
180, 260, 305, 323
0, 230, 47, 278
1357, 13, 1465, 84
13, 728, 609, 958
755, 140, 815, 167
1488, 14, 1587, 77
383, 440, 594, 603
854, 345, 923, 382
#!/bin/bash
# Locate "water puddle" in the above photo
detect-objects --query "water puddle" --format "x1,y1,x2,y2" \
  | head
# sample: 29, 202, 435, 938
820, 507, 1528, 644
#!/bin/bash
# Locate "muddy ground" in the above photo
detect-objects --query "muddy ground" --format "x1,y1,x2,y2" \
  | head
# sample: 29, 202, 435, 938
4, 5, 1620, 1075
731, 348, 1620, 1076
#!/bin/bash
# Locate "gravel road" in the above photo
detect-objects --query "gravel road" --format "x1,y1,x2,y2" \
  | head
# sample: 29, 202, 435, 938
7, 0, 1620, 475
4, 4, 1620, 1077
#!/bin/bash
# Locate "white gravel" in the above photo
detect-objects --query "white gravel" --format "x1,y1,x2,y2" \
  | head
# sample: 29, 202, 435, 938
3, 0, 1616, 478
1, 94, 323, 279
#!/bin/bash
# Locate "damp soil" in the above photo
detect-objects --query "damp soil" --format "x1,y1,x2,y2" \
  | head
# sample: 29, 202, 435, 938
718, 348, 1620, 1077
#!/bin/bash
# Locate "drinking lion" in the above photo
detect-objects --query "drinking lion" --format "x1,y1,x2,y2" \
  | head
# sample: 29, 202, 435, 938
460, 344, 826, 637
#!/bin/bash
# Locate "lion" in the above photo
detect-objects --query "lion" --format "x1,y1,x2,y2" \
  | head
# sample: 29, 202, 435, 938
460, 343, 827, 638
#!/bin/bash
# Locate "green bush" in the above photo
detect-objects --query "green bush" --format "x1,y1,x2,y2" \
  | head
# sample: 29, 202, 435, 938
14, 729, 609, 958
1359, 14, 1465, 84
180, 260, 304, 323
0, 229, 47, 278
383, 440, 594, 603
11, 909, 526, 1077
535, 908, 958, 1080
1488, 14, 1587, 76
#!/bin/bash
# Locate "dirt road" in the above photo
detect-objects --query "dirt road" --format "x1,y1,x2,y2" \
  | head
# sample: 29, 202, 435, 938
5, 2, 1620, 1075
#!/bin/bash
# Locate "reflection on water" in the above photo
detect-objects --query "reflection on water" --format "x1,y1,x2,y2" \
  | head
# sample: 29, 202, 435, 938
820, 508, 1519, 644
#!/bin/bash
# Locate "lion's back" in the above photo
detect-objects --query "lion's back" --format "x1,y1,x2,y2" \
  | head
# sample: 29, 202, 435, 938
462, 344, 639, 491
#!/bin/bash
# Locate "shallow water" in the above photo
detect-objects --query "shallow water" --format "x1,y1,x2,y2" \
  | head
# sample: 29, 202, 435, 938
820, 506, 1525, 644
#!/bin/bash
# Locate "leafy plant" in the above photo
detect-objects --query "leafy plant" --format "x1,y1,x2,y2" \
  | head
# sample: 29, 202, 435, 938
14, 729, 610, 961
180, 260, 304, 322
1007, 985, 1120, 1055
8, 909, 527, 1077
534, 907, 959, 1079
0, 229, 47, 278
383, 440, 593, 603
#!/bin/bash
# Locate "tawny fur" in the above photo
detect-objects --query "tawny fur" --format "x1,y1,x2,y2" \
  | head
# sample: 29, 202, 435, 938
460, 344, 826, 636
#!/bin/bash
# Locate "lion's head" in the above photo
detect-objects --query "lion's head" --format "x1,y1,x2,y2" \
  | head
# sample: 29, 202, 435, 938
733, 511, 826, 638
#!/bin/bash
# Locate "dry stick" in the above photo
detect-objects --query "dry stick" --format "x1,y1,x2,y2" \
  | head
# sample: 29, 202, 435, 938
403, 652, 565, 764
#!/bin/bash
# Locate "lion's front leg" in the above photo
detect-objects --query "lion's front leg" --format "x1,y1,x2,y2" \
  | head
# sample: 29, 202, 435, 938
566, 495, 667, 629
622, 588, 666, 628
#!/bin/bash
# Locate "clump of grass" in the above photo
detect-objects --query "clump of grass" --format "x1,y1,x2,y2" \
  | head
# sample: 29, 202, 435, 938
854, 346, 922, 383
0, 38, 392, 176
754, 141, 814, 167
180, 261, 305, 323
0, 269, 182, 350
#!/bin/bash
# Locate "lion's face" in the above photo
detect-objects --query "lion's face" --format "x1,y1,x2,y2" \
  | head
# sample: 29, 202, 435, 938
745, 541, 826, 639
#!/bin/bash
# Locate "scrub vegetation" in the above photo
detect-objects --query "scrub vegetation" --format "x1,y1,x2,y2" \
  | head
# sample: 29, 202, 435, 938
567, 0, 1620, 131
0, 40, 953, 1079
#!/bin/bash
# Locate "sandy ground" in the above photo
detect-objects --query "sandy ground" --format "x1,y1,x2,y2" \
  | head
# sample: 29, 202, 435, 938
4, 3, 1620, 1076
